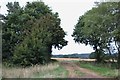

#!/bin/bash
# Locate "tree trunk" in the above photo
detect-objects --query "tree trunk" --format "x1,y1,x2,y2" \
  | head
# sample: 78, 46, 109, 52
115, 41, 120, 69
107, 47, 115, 63
48, 45, 52, 61
46, 45, 52, 63
117, 46, 120, 68
118, 50, 120, 79
94, 45, 101, 63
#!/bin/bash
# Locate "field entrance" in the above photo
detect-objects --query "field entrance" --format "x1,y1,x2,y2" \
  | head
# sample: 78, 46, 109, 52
60, 61, 104, 78
52, 58, 103, 78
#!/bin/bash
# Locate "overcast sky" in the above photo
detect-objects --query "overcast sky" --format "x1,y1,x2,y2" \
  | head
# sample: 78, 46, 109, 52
0, 0, 101, 55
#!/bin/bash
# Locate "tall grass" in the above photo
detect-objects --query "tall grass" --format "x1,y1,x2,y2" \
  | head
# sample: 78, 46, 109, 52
33, 65, 68, 78
2, 63, 59, 78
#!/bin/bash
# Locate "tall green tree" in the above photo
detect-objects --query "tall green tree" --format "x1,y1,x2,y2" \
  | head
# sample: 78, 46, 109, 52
2, 1, 67, 66
72, 2, 119, 63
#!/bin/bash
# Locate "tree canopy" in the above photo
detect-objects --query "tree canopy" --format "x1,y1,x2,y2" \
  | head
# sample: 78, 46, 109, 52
2, 1, 67, 66
72, 2, 120, 63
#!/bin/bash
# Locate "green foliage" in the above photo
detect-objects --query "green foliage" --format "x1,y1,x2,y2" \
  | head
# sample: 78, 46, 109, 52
72, 2, 120, 63
2, 1, 67, 66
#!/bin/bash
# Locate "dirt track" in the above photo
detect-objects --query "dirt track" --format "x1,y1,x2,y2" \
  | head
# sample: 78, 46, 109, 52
60, 61, 104, 78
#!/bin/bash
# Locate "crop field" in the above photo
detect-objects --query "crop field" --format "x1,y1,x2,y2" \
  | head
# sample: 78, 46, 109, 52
51, 58, 96, 61
51, 58, 117, 62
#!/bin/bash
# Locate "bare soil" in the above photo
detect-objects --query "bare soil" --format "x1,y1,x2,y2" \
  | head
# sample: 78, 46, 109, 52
60, 61, 104, 78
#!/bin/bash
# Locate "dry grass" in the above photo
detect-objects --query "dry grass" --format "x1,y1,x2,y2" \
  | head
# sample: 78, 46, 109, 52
2, 63, 59, 78
51, 58, 117, 63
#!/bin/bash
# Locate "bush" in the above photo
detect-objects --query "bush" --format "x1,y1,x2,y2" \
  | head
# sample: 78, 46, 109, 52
12, 37, 49, 66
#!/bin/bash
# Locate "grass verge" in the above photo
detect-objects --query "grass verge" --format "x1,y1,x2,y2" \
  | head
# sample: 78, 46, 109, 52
78, 61, 118, 77
3, 62, 68, 78
33, 64, 68, 78
3, 62, 60, 78
74, 70, 85, 76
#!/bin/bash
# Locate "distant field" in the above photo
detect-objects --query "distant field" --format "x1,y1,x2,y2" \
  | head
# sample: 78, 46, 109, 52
51, 58, 117, 62
51, 58, 96, 61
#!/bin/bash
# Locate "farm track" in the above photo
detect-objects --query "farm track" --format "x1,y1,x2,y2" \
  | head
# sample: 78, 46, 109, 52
60, 61, 104, 78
